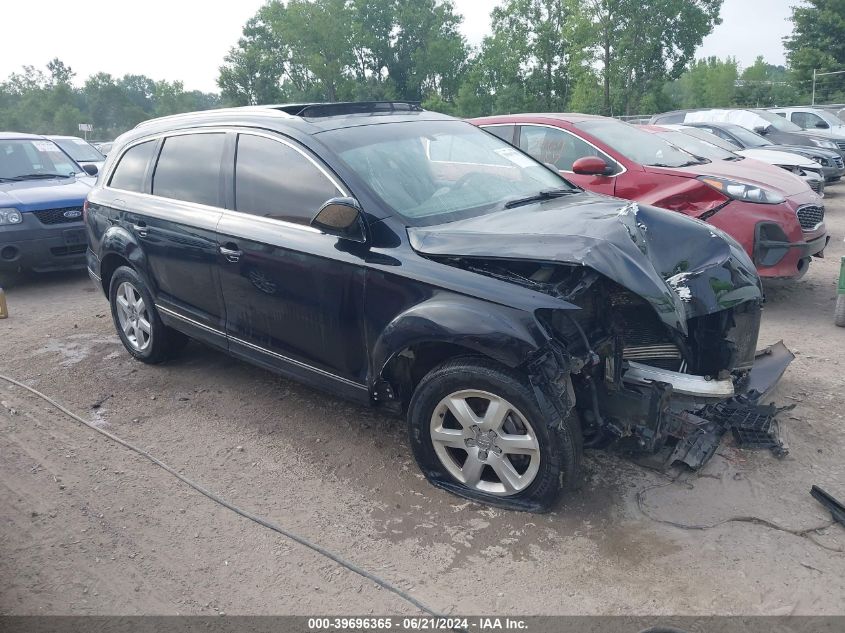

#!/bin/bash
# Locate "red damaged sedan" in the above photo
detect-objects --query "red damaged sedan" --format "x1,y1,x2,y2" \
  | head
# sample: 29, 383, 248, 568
471, 114, 829, 279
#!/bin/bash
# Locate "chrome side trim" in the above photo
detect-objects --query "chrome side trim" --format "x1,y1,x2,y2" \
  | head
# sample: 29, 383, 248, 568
155, 304, 368, 392
87, 267, 102, 282
228, 334, 368, 391
623, 362, 734, 398
156, 304, 224, 336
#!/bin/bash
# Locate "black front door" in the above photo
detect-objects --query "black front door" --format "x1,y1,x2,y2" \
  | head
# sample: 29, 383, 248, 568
216, 132, 368, 401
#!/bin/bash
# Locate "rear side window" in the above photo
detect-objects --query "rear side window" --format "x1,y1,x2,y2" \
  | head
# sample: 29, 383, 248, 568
152, 133, 225, 207
109, 140, 157, 192
234, 134, 338, 224
483, 125, 516, 144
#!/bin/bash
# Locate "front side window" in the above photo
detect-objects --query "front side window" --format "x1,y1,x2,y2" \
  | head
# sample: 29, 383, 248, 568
152, 133, 225, 207
793, 111, 825, 129
576, 119, 701, 168
755, 110, 803, 132
234, 134, 339, 224
519, 125, 618, 173
109, 140, 157, 192
0, 139, 79, 180
320, 120, 575, 226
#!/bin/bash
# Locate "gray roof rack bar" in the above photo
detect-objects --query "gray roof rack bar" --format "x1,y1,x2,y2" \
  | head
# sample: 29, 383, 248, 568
279, 101, 423, 118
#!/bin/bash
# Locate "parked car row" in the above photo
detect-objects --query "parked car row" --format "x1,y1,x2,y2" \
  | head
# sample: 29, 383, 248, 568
471, 113, 829, 280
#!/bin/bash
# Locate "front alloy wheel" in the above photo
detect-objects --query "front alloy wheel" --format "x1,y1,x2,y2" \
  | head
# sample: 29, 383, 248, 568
430, 390, 541, 496
408, 357, 581, 512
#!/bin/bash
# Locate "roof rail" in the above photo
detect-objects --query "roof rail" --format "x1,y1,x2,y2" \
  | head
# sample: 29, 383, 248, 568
278, 101, 423, 118
133, 105, 296, 129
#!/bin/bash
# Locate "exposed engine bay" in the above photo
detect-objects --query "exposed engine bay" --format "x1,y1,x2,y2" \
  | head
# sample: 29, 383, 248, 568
449, 257, 793, 469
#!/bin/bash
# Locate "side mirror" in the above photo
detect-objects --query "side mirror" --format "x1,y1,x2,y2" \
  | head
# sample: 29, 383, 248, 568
311, 197, 367, 243
815, 121, 829, 129
572, 156, 613, 176
754, 125, 768, 135
82, 164, 98, 176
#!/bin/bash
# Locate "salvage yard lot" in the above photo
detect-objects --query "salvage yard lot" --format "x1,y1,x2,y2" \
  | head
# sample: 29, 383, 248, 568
1, 198, 844, 616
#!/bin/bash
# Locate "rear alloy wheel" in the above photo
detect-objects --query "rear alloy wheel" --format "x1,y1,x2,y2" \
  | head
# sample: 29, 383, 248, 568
109, 265, 187, 364
408, 358, 581, 512
115, 281, 152, 352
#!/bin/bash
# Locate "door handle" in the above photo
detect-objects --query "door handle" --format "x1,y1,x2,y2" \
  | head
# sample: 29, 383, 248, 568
132, 221, 148, 237
219, 244, 242, 263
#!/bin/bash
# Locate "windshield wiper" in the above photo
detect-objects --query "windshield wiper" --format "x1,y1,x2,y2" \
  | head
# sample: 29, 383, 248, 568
649, 159, 708, 168
6, 173, 71, 181
504, 188, 577, 209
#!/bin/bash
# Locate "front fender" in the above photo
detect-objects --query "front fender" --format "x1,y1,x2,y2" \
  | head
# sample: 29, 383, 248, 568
372, 293, 553, 378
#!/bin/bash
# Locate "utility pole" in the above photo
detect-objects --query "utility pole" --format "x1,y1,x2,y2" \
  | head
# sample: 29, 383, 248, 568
812, 68, 816, 105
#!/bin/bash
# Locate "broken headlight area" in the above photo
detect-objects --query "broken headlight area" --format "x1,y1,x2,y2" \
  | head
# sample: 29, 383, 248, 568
456, 258, 791, 470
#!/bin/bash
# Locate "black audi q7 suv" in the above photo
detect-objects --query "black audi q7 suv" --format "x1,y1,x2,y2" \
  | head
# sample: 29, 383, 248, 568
85, 102, 791, 511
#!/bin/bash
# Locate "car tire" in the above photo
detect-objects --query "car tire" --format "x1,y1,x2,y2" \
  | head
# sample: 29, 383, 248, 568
407, 357, 581, 512
109, 266, 188, 364
836, 294, 845, 328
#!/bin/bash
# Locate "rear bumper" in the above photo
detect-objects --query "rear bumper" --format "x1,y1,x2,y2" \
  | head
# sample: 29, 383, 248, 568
0, 214, 87, 272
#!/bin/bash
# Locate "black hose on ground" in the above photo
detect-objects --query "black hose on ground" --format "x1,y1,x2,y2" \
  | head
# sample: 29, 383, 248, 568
0, 372, 444, 617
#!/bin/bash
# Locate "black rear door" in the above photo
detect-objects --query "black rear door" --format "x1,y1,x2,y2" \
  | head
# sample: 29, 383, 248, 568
120, 132, 227, 347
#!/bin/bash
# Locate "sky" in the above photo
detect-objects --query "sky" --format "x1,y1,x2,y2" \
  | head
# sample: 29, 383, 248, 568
0, 0, 796, 93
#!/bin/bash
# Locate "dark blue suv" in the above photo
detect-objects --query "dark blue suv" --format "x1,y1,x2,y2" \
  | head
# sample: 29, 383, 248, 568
0, 132, 95, 273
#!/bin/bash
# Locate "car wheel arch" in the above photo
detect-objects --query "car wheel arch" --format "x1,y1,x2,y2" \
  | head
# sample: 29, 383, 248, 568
99, 226, 151, 294
371, 298, 553, 409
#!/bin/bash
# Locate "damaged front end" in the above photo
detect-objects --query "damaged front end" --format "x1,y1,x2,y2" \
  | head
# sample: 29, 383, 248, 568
410, 196, 794, 470
469, 259, 793, 470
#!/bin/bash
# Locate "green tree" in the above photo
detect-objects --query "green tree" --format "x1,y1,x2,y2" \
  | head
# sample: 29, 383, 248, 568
219, 0, 468, 105
668, 56, 738, 109
784, 0, 845, 103
477, 0, 583, 113
735, 56, 799, 107
0, 60, 219, 139
584, 0, 723, 115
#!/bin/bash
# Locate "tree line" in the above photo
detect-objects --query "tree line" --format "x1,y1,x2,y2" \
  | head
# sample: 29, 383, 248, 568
1, 0, 843, 139
0, 59, 219, 140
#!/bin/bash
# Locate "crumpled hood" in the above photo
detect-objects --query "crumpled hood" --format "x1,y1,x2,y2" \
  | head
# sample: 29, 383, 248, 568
408, 192, 762, 335
0, 177, 92, 212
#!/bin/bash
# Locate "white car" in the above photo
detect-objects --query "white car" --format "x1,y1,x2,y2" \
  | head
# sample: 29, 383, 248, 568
769, 107, 845, 136
659, 124, 826, 196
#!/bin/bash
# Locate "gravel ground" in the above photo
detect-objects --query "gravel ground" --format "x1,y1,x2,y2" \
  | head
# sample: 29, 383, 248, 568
1, 193, 844, 616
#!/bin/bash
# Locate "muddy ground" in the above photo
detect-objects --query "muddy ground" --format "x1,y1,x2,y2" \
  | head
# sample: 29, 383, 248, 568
1, 194, 844, 617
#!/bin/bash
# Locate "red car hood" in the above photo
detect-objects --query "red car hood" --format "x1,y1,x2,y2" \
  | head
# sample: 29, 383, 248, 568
645, 157, 811, 198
